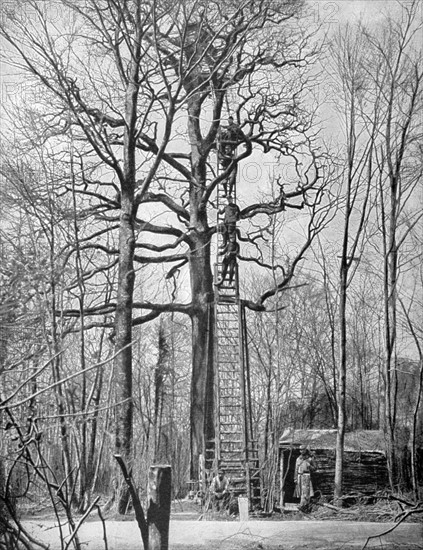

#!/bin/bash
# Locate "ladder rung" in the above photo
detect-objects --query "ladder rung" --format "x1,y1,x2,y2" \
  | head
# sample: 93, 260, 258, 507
219, 368, 240, 372
220, 398, 241, 403
221, 452, 244, 456
219, 370, 240, 373
220, 422, 241, 426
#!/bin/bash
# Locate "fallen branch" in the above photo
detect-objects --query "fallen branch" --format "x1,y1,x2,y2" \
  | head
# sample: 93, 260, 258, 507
65, 496, 101, 550
362, 500, 423, 549
322, 503, 357, 515
95, 502, 109, 550
114, 454, 148, 550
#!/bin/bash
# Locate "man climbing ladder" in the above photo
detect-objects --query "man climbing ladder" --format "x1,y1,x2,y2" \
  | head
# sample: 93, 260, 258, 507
218, 116, 246, 197
208, 115, 260, 512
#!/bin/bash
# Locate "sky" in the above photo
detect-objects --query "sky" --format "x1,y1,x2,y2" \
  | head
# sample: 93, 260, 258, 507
0, 1, 421, 362
1, 0, 421, 104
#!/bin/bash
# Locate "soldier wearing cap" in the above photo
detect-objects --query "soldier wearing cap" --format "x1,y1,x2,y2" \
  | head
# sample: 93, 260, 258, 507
219, 196, 240, 251
210, 468, 230, 511
294, 445, 315, 511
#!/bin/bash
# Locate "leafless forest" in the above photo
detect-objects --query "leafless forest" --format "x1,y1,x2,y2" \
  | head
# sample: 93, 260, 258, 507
0, 0, 422, 547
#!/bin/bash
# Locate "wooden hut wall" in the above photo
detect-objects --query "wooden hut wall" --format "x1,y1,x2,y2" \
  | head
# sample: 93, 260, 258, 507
280, 448, 389, 501
343, 451, 389, 493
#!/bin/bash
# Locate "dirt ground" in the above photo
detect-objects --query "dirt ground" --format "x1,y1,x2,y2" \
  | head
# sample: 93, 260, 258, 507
21, 516, 423, 550
21, 500, 423, 550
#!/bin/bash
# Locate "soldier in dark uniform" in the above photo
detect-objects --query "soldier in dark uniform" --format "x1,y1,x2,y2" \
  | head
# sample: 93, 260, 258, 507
218, 116, 245, 196
219, 196, 240, 250
216, 237, 239, 287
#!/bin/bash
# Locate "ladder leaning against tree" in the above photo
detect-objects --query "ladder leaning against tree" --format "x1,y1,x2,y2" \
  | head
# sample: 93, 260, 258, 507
203, 116, 260, 512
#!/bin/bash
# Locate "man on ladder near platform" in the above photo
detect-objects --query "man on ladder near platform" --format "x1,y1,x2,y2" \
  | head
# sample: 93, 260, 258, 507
216, 115, 243, 290
208, 113, 260, 517
218, 116, 246, 198
219, 195, 240, 251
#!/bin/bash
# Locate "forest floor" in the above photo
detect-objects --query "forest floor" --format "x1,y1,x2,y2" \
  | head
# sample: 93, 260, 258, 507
22, 498, 423, 550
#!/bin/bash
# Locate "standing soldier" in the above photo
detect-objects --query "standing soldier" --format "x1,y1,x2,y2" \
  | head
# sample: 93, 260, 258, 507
218, 116, 246, 196
216, 238, 239, 287
219, 196, 240, 250
294, 446, 315, 512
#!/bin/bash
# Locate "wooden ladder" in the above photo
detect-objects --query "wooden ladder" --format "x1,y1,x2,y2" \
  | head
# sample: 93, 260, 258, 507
207, 139, 260, 508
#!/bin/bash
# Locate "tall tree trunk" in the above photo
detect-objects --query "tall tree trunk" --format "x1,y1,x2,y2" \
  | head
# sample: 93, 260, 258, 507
154, 323, 169, 463
334, 265, 347, 504
70, 155, 89, 511
186, 89, 217, 480
47, 213, 76, 504
114, 198, 135, 513
383, 172, 399, 489
114, 10, 141, 511
189, 229, 214, 480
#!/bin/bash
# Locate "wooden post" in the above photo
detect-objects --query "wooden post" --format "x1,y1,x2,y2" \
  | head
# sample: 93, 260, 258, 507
279, 450, 285, 512
148, 465, 172, 550
238, 497, 249, 521
199, 453, 206, 496
114, 455, 148, 549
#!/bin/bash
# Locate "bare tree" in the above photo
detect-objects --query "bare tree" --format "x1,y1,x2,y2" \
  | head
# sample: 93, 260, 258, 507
1, 0, 328, 505
361, 2, 423, 487
328, 25, 376, 503
324, 0, 422, 498
399, 219, 423, 499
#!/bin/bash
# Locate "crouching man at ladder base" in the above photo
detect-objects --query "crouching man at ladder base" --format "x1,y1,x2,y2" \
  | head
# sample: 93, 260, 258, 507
210, 468, 230, 511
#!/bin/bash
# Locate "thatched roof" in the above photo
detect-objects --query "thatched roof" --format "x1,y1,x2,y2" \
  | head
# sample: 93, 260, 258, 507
279, 429, 387, 454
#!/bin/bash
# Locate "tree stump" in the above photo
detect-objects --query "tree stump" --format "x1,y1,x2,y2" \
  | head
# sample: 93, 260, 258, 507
147, 465, 171, 550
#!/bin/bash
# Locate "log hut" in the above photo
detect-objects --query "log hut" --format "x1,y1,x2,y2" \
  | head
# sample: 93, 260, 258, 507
279, 429, 390, 508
